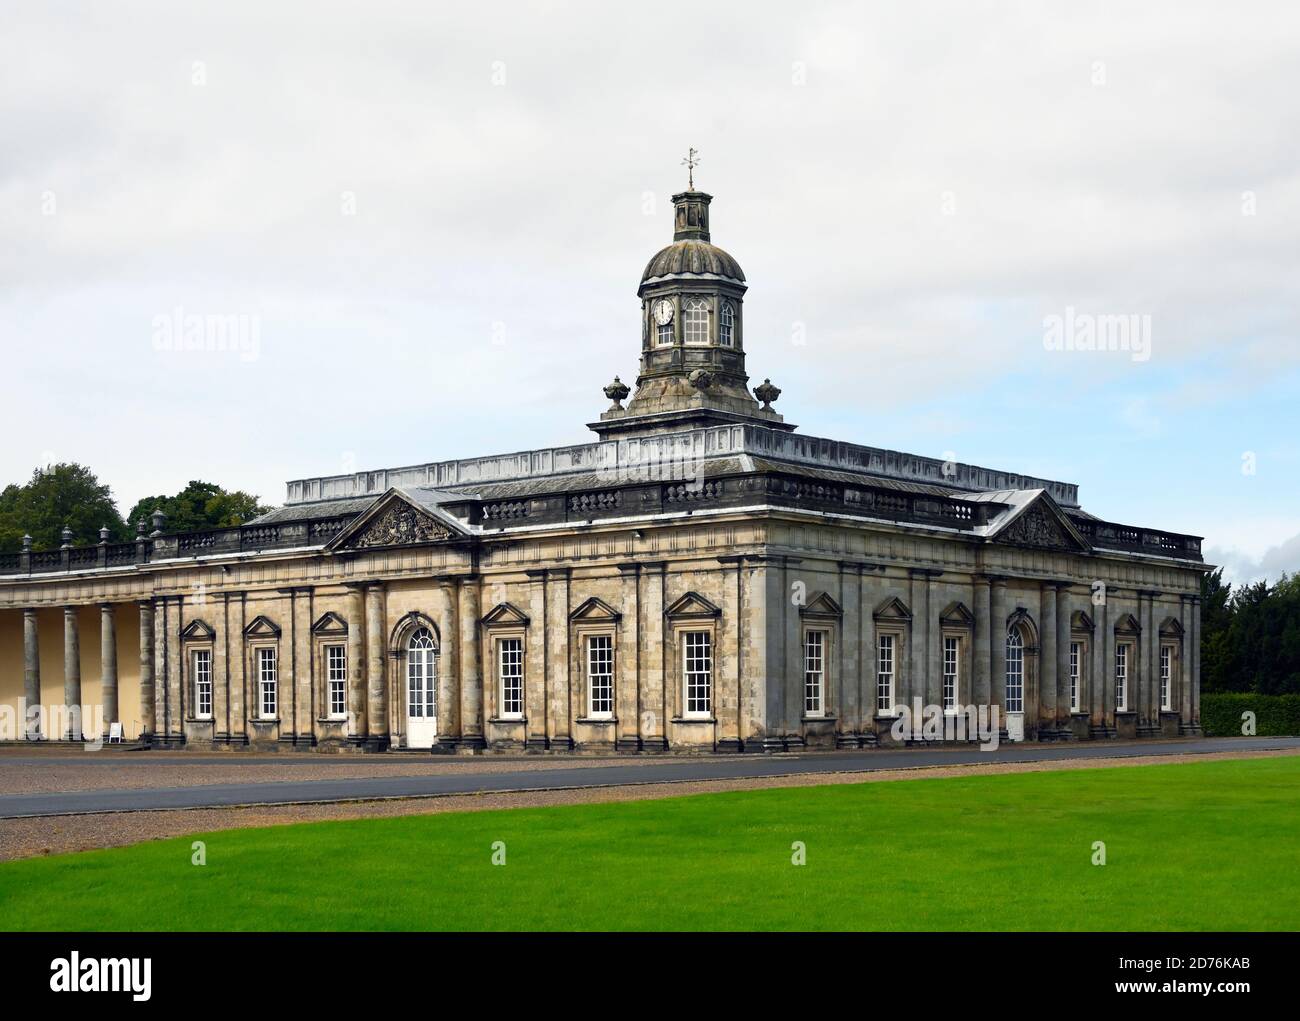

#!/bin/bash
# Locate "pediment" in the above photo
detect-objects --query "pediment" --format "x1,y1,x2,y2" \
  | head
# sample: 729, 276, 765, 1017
311, 611, 348, 637
1159, 615, 1184, 636
1071, 609, 1095, 633
1113, 612, 1141, 634
993, 494, 1091, 553
327, 489, 462, 552
665, 591, 722, 620
180, 618, 216, 641
939, 600, 974, 627
481, 602, 530, 627
799, 591, 842, 618
570, 596, 622, 623
873, 596, 912, 622
243, 614, 281, 639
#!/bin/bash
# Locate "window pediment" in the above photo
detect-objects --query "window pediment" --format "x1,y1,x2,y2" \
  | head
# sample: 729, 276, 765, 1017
243, 615, 281, 639
939, 600, 974, 627
311, 611, 348, 637
570, 596, 622, 624
665, 591, 722, 620
482, 602, 531, 628
799, 591, 842, 618
180, 618, 216, 641
873, 596, 912, 622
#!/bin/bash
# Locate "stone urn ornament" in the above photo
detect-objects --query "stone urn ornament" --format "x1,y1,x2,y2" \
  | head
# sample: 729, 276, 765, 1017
754, 378, 781, 410
603, 376, 631, 410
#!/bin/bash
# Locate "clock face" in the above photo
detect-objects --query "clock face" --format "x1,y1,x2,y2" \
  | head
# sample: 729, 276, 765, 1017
653, 299, 674, 326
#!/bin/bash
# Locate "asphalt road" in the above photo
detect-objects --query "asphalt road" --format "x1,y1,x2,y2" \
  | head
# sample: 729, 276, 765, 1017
0, 736, 1295, 818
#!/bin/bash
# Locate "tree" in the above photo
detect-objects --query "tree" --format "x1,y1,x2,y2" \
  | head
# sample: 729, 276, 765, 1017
126, 480, 270, 535
0, 464, 130, 552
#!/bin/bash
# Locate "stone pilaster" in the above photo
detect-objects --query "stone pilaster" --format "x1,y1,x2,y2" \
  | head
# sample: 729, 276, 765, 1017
22, 609, 40, 739
859, 566, 877, 744
100, 603, 118, 734
1055, 585, 1071, 738
973, 576, 991, 711
642, 562, 668, 750
546, 568, 573, 749
62, 606, 82, 740
458, 578, 484, 751
523, 571, 547, 750
1090, 591, 1113, 738
714, 557, 742, 753
782, 557, 804, 750
1191, 596, 1202, 731
740, 556, 767, 750
433, 580, 460, 747
365, 583, 388, 750
617, 563, 644, 752
139, 601, 155, 740
990, 578, 1007, 729
166, 596, 183, 744
346, 585, 368, 743
1137, 590, 1159, 737
1039, 583, 1057, 740
836, 561, 860, 748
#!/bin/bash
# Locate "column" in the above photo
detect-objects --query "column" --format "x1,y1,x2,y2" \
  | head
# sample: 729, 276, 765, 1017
973, 577, 991, 710
923, 573, 940, 709
346, 585, 367, 742
546, 568, 572, 749
782, 558, 802, 747
906, 570, 924, 715
432, 580, 460, 745
1139, 591, 1155, 733
166, 597, 183, 742
100, 603, 118, 733
860, 568, 876, 736
740, 557, 767, 749
617, 564, 643, 752
1191, 596, 1202, 729
63, 606, 81, 741
523, 571, 546, 749
138, 602, 155, 740
1039, 583, 1057, 739
1090, 593, 1106, 734
1179, 595, 1193, 732
642, 563, 667, 750
990, 579, 1007, 725
838, 562, 859, 746
1055, 585, 1071, 737
23, 609, 40, 739
365, 583, 388, 749
1101, 592, 1115, 730
458, 578, 484, 750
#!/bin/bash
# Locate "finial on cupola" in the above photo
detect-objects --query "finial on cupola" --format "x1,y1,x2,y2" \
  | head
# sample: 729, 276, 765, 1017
603, 376, 630, 410
754, 379, 782, 410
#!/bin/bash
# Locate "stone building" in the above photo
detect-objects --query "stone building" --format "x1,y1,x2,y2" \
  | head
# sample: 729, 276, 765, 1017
0, 184, 1208, 752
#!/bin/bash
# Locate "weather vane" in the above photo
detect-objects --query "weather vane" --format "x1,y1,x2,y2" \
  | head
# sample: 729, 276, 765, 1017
681, 147, 700, 190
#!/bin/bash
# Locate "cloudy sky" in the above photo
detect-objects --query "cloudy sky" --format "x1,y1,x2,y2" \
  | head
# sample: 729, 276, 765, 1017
1, 1, 1296, 585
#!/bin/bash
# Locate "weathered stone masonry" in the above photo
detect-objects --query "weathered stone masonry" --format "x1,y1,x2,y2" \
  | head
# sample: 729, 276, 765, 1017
0, 186, 1207, 750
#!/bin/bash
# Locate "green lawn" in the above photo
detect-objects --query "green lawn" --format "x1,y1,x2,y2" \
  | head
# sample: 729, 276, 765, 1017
2, 757, 1298, 931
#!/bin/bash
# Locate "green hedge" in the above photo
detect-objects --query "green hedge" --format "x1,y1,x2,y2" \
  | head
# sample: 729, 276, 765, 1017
1201, 693, 1300, 737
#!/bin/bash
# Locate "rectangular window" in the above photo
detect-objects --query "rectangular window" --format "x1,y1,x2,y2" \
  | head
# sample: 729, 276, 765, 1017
258, 647, 277, 719
683, 631, 712, 717
326, 645, 347, 719
942, 636, 958, 711
499, 637, 524, 718
587, 634, 613, 718
656, 321, 673, 346
1069, 641, 1082, 713
1115, 643, 1129, 712
192, 649, 212, 719
803, 630, 825, 716
1160, 646, 1172, 711
876, 633, 895, 714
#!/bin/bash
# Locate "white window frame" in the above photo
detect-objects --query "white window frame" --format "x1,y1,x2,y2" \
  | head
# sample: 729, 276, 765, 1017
192, 648, 213, 720
942, 635, 959, 713
1069, 641, 1082, 713
683, 297, 710, 345
803, 629, 826, 717
1005, 629, 1025, 714
1115, 642, 1129, 712
682, 630, 713, 718
407, 628, 437, 721
719, 300, 735, 347
656, 319, 674, 346
1160, 644, 1172, 712
498, 636, 524, 719
586, 634, 614, 719
876, 632, 896, 715
257, 646, 278, 720
325, 644, 347, 720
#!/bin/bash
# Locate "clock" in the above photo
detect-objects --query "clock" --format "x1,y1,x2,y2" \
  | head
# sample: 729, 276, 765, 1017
653, 299, 674, 326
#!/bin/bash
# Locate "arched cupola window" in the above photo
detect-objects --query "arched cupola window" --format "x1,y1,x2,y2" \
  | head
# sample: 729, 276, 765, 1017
719, 301, 735, 347
683, 298, 710, 345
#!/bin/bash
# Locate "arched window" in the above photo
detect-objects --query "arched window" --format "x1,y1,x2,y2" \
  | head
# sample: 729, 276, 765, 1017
407, 628, 437, 720
719, 301, 735, 346
684, 298, 710, 345
1006, 629, 1024, 713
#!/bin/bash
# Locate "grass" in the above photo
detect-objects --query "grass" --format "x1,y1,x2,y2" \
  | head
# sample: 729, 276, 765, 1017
2, 757, 1298, 931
